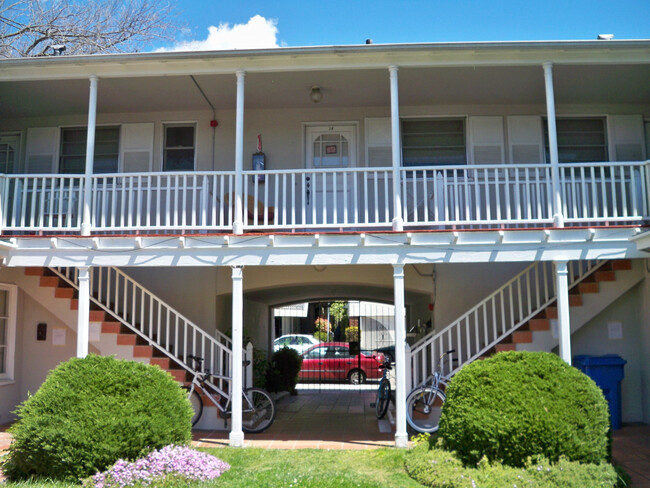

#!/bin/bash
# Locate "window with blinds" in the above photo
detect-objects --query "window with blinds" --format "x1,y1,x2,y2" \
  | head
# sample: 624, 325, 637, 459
544, 117, 608, 163
401, 118, 467, 167
59, 127, 120, 174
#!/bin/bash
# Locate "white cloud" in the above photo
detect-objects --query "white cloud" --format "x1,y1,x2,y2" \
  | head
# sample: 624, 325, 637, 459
160, 15, 279, 52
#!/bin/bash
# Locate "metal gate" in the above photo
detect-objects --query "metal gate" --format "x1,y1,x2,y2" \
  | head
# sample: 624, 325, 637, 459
273, 300, 396, 392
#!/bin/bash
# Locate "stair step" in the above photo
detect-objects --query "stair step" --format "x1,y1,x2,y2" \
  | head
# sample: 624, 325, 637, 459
168, 369, 187, 382
116, 334, 137, 346
25, 267, 46, 276
512, 331, 533, 344
529, 318, 550, 331
612, 260, 632, 271
150, 357, 171, 369
133, 345, 153, 358
544, 306, 558, 319
54, 287, 75, 299
594, 270, 616, 282
101, 322, 121, 334
578, 282, 599, 294
495, 344, 516, 353
569, 294, 583, 306
40, 276, 60, 287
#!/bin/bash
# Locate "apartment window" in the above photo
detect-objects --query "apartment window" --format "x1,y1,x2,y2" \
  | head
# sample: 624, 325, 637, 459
544, 117, 608, 163
0, 284, 17, 381
163, 124, 195, 171
59, 127, 120, 174
401, 118, 467, 167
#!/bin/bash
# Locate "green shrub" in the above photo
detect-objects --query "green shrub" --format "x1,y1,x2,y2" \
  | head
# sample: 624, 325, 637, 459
438, 351, 610, 468
405, 443, 619, 488
2, 354, 193, 482
265, 347, 302, 395
253, 348, 269, 389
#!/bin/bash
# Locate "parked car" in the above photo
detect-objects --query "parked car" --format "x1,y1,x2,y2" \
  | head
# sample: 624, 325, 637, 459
299, 342, 385, 384
273, 334, 321, 354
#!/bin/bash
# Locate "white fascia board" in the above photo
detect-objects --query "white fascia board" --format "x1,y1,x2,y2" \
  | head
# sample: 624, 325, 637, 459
630, 230, 650, 253
1, 40, 649, 81
3, 228, 644, 267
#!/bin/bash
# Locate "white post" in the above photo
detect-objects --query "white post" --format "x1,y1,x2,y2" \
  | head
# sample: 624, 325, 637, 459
81, 75, 98, 236
543, 62, 564, 228
229, 266, 244, 447
554, 260, 572, 365
233, 70, 245, 235
393, 264, 408, 447
389, 66, 404, 231
76, 267, 90, 357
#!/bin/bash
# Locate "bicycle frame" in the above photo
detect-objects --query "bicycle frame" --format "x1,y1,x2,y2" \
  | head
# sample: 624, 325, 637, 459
186, 359, 257, 415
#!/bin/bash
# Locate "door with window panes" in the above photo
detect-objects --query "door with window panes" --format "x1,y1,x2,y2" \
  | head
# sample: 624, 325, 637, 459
305, 125, 356, 225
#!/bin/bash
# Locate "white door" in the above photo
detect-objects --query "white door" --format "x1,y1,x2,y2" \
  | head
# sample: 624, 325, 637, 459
305, 125, 357, 225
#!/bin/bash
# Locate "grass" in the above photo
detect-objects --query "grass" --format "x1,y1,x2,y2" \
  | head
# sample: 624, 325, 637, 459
1, 447, 423, 488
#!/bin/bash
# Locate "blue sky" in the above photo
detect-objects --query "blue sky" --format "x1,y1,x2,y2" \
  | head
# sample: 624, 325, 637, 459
159, 0, 649, 51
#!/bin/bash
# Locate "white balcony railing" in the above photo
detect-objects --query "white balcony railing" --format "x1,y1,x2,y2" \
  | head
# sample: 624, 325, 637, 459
0, 161, 647, 234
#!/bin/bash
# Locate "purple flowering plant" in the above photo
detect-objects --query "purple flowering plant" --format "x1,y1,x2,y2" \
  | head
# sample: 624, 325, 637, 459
83, 445, 230, 487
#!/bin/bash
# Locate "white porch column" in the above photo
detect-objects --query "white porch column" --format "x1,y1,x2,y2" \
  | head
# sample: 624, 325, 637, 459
229, 265, 244, 447
554, 260, 572, 365
81, 75, 98, 236
389, 66, 404, 231
233, 70, 245, 235
76, 266, 90, 357
543, 62, 564, 228
393, 264, 408, 447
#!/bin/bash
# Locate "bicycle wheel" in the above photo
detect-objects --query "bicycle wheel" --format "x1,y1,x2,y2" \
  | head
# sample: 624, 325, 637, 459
242, 387, 276, 433
183, 386, 203, 427
405, 387, 446, 433
375, 378, 391, 419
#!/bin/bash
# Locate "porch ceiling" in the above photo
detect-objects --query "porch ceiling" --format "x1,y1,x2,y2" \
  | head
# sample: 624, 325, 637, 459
244, 283, 426, 307
1, 64, 649, 118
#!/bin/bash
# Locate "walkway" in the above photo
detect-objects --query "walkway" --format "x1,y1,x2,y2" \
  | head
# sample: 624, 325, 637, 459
193, 390, 395, 450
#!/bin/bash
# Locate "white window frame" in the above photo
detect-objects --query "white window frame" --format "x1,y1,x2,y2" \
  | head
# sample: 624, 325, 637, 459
162, 122, 197, 172
543, 115, 609, 164
400, 116, 469, 169
0, 284, 18, 383
58, 124, 122, 174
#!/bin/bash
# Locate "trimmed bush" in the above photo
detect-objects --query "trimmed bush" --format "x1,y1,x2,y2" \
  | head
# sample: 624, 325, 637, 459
405, 443, 619, 488
438, 351, 610, 467
2, 354, 193, 482
265, 347, 302, 395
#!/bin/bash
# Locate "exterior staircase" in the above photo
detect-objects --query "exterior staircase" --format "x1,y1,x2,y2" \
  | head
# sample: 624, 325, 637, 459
17, 266, 244, 430
408, 259, 642, 388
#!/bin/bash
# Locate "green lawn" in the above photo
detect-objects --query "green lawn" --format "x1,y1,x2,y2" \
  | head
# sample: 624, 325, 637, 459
2, 448, 423, 488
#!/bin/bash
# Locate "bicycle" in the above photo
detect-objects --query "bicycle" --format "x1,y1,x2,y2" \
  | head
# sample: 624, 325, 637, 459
405, 349, 455, 433
184, 354, 276, 433
375, 358, 393, 419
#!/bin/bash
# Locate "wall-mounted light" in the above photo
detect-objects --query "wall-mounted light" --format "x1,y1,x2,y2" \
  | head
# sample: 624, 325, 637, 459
310, 86, 322, 103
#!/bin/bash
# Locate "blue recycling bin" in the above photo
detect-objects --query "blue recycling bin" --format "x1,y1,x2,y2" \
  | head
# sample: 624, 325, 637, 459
573, 354, 627, 430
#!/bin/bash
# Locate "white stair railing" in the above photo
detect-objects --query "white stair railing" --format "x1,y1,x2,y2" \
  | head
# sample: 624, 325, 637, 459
409, 260, 605, 386
51, 266, 239, 391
